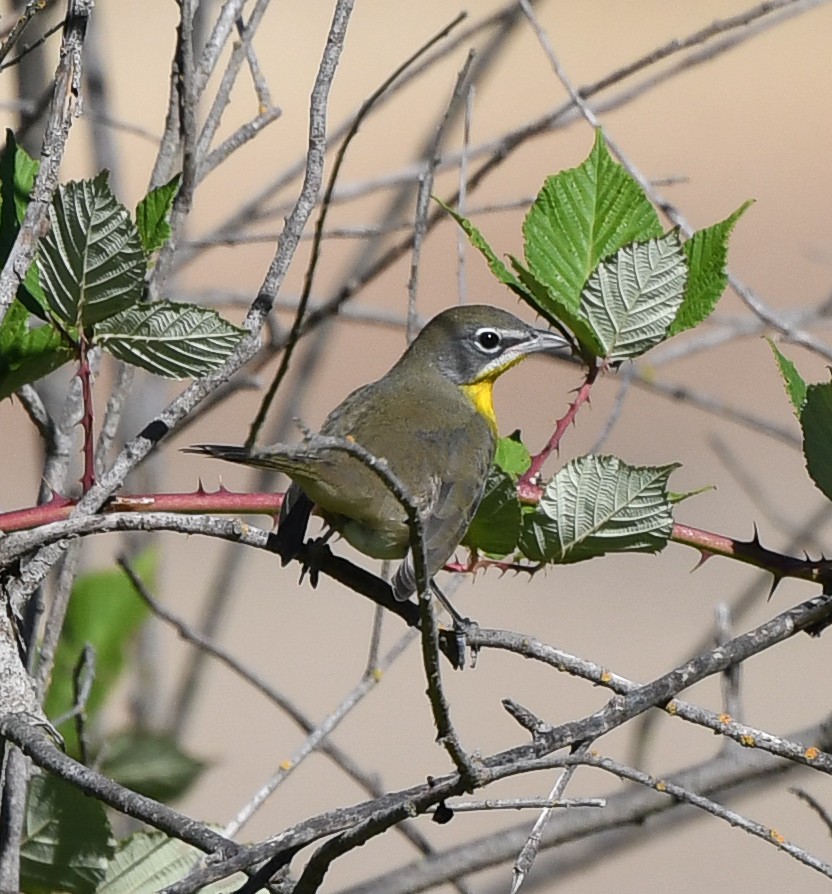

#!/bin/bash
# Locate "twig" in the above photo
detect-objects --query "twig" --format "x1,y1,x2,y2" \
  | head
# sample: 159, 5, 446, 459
512, 741, 591, 893
70, 643, 95, 765
348, 719, 828, 894
715, 602, 743, 728
195, 0, 275, 182
520, 0, 832, 364
441, 797, 605, 812
245, 10, 466, 448
0, 714, 238, 857
116, 552, 435, 855
33, 540, 80, 699
465, 616, 832, 771
0, 20, 64, 73
791, 787, 832, 835
235, 10, 272, 110
573, 751, 832, 879
0, 0, 355, 612
456, 85, 475, 305
0, 0, 53, 67
407, 49, 476, 340
222, 629, 416, 839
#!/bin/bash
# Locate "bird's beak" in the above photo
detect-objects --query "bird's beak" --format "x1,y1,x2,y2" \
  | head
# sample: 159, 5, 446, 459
527, 327, 572, 357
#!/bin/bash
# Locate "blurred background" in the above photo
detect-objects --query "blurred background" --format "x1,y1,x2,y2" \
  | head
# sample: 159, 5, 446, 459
3, 1, 832, 891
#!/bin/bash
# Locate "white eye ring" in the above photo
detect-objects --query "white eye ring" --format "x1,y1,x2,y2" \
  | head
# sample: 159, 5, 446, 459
475, 327, 502, 353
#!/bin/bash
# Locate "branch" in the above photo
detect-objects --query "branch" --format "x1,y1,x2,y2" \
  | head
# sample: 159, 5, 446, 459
0, 713, 238, 857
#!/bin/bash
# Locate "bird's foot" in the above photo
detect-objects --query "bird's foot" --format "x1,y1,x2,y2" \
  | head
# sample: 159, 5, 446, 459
297, 537, 333, 588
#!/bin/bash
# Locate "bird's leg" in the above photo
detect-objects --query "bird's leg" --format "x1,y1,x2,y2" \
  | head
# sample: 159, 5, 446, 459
429, 579, 468, 626
430, 579, 477, 669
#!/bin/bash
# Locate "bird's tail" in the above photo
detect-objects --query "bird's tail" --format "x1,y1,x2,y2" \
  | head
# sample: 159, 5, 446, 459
184, 443, 250, 462
183, 443, 296, 474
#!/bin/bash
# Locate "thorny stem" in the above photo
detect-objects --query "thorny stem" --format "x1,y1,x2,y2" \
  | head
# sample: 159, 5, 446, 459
78, 332, 96, 492
3, 494, 832, 592
519, 364, 599, 491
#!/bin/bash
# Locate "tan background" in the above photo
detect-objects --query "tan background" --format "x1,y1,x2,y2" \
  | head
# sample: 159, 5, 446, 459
4, 1, 832, 891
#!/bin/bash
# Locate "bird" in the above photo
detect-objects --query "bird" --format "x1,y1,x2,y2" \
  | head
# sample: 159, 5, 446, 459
188, 304, 570, 605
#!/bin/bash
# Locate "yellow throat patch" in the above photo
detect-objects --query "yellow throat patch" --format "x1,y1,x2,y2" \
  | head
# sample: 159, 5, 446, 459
461, 355, 529, 433
461, 378, 497, 431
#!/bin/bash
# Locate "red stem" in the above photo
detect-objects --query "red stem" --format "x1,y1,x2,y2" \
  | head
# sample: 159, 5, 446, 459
78, 332, 96, 492
0, 488, 285, 533
519, 363, 599, 487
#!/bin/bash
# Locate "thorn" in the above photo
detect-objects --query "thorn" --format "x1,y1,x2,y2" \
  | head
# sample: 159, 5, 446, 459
767, 574, 783, 601
196, 477, 206, 495
750, 523, 762, 548
691, 550, 714, 572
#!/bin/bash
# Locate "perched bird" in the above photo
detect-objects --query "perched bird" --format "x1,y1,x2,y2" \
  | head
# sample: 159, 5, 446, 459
189, 304, 569, 602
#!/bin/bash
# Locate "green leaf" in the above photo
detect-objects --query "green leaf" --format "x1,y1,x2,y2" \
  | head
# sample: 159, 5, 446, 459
767, 338, 807, 416
44, 552, 155, 756
98, 730, 206, 803
669, 200, 752, 336
434, 197, 529, 300
520, 455, 678, 563
0, 299, 73, 399
0, 131, 49, 318
494, 433, 531, 477
98, 832, 245, 894
509, 254, 603, 357
0, 129, 39, 241
136, 174, 180, 256
20, 260, 50, 320
21, 773, 114, 894
95, 301, 247, 378
463, 467, 522, 557
37, 171, 145, 327
579, 231, 688, 362
801, 382, 832, 503
523, 130, 663, 317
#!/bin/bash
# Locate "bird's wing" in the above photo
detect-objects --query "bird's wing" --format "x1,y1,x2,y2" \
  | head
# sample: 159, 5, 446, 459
392, 449, 491, 601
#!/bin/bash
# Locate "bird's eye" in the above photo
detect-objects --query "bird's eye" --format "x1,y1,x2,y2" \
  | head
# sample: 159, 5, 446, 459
475, 328, 502, 353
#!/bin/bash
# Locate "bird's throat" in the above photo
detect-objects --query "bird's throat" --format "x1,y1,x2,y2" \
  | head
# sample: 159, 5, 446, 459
461, 379, 498, 432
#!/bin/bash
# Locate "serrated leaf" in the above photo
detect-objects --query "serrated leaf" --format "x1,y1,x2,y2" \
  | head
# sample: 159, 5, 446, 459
523, 130, 663, 317
95, 301, 246, 378
44, 552, 155, 756
801, 382, 832, 503
669, 200, 752, 336
579, 231, 688, 362
37, 171, 145, 327
21, 773, 114, 894
98, 832, 244, 894
99, 730, 206, 803
494, 433, 531, 477
767, 338, 807, 416
519, 455, 678, 563
462, 467, 522, 557
136, 174, 180, 256
0, 299, 73, 399
510, 254, 603, 357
